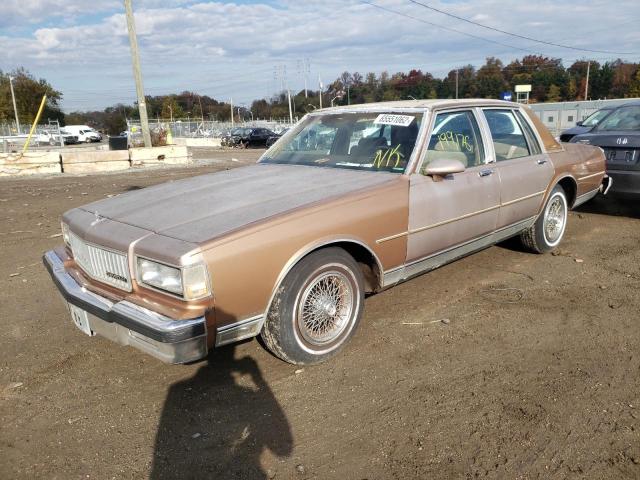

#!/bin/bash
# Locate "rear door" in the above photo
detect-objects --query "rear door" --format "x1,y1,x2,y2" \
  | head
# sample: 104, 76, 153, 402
481, 108, 554, 229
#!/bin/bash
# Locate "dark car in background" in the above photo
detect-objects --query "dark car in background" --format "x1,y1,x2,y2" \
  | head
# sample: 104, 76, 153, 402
570, 102, 640, 194
266, 128, 289, 147
221, 127, 276, 148
559, 107, 613, 142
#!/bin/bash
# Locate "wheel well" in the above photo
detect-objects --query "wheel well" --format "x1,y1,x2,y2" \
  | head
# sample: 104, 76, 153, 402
557, 177, 577, 207
311, 242, 382, 293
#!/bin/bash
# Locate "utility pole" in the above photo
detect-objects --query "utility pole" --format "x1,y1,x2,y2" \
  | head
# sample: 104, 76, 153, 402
8, 76, 20, 134
584, 61, 591, 101
124, 0, 151, 148
455, 69, 459, 100
318, 75, 323, 109
230, 98, 234, 127
298, 58, 310, 98
287, 89, 293, 123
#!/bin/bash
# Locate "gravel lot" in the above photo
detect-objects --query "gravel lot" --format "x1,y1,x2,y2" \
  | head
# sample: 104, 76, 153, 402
1, 148, 639, 479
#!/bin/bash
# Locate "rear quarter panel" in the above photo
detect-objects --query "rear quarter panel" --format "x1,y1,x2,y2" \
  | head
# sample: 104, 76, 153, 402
547, 143, 606, 202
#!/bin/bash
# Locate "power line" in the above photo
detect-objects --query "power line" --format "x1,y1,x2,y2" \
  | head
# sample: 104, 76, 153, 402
360, 0, 545, 56
405, 0, 635, 55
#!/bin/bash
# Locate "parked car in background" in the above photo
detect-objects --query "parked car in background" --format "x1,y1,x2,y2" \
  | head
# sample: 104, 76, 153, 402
221, 127, 276, 148
44, 99, 606, 367
570, 101, 640, 194
266, 128, 289, 147
60, 128, 79, 145
64, 125, 102, 143
34, 131, 59, 146
559, 106, 614, 142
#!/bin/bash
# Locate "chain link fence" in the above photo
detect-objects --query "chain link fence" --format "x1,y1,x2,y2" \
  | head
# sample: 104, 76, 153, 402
125, 118, 296, 147
1, 120, 64, 152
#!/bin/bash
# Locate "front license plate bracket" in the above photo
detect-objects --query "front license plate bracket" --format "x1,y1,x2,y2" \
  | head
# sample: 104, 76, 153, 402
68, 304, 94, 336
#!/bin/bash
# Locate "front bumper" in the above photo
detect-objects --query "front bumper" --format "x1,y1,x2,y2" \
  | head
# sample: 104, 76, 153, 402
43, 250, 208, 364
607, 169, 640, 195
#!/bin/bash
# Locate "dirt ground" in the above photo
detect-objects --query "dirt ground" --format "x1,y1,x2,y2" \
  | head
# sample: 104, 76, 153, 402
1, 148, 639, 480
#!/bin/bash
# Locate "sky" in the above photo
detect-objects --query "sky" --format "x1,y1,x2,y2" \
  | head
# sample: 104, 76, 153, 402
1, 0, 639, 112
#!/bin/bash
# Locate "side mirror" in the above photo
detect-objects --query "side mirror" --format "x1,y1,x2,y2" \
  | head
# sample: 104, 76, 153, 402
423, 158, 466, 177
576, 121, 583, 126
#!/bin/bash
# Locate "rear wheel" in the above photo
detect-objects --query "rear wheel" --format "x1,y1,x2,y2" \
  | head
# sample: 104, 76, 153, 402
261, 247, 365, 365
521, 184, 568, 253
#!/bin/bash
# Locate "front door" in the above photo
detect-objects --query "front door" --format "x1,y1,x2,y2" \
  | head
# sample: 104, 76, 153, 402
406, 110, 500, 270
481, 108, 554, 229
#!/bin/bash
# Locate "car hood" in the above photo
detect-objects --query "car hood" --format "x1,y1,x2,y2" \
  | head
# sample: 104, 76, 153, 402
571, 131, 640, 148
79, 163, 397, 243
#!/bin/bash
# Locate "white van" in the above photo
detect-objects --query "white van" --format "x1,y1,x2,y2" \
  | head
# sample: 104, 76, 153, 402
64, 125, 102, 143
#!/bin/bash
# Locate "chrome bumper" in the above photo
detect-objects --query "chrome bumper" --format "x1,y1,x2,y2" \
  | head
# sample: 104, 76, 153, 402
43, 250, 208, 364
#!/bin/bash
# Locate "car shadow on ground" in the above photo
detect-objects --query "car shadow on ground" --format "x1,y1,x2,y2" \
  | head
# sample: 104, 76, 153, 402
575, 194, 640, 219
150, 344, 293, 479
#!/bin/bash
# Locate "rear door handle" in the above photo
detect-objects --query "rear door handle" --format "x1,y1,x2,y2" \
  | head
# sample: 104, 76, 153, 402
537, 159, 548, 165
478, 169, 494, 177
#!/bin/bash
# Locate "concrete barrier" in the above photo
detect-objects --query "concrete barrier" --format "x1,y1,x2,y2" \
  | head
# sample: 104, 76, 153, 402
0, 152, 62, 176
173, 137, 222, 148
130, 145, 190, 167
61, 150, 130, 174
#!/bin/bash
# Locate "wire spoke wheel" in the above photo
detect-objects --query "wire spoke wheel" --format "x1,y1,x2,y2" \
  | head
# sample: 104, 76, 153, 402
543, 193, 567, 245
296, 270, 355, 346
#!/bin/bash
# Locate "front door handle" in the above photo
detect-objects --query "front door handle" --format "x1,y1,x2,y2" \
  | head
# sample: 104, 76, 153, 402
537, 159, 548, 165
478, 169, 494, 177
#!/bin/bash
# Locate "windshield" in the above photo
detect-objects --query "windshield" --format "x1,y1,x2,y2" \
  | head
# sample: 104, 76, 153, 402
231, 128, 250, 136
582, 108, 611, 127
597, 106, 640, 131
260, 111, 423, 173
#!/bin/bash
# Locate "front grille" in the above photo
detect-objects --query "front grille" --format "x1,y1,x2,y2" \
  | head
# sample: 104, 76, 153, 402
68, 231, 132, 291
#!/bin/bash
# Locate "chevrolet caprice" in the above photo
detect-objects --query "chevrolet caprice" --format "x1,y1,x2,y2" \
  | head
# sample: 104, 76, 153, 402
44, 100, 607, 365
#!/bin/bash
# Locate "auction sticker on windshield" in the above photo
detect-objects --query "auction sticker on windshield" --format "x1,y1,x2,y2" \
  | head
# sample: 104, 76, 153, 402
374, 114, 415, 127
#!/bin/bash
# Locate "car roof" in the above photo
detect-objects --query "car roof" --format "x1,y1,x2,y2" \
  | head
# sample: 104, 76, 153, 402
316, 98, 522, 113
617, 100, 640, 107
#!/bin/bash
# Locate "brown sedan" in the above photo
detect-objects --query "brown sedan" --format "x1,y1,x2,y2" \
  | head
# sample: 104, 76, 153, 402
44, 100, 607, 365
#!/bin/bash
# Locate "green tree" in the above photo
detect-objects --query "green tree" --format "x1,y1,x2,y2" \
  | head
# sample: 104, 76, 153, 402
0, 68, 64, 127
546, 84, 562, 102
160, 97, 184, 120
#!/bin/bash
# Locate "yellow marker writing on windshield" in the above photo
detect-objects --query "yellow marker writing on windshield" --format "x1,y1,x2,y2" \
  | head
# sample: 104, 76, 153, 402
373, 145, 403, 169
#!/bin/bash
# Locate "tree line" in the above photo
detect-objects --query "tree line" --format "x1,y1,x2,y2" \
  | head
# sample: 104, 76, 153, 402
2, 56, 640, 134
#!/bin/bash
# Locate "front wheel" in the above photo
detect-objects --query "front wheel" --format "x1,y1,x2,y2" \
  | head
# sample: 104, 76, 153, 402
261, 247, 365, 365
520, 184, 568, 253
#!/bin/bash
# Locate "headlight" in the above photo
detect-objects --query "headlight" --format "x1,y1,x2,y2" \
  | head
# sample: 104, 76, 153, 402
136, 257, 210, 300
61, 222, 70, 246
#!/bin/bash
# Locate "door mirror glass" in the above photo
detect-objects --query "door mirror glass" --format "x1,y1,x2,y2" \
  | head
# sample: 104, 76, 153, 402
423, 158, 466, 177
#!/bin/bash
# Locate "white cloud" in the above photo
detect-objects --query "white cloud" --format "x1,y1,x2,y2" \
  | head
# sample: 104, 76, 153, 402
1, 0, 638, 111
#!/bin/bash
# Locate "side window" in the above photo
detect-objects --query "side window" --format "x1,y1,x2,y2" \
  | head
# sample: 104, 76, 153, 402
425, 110, 484, 168
515, 110, 542, 155
484, 109, 531, 161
